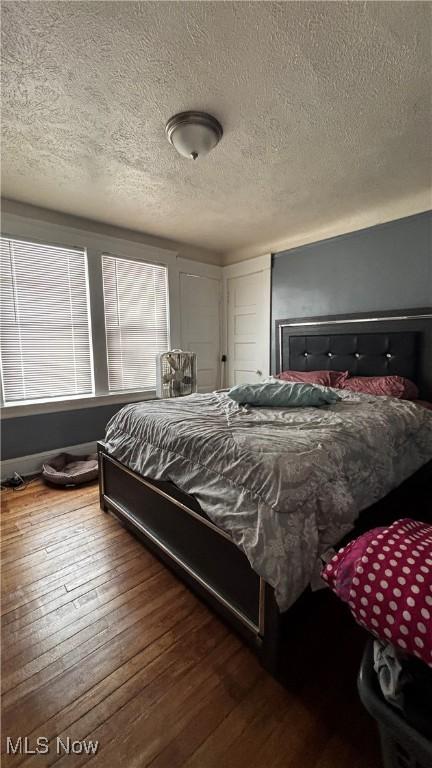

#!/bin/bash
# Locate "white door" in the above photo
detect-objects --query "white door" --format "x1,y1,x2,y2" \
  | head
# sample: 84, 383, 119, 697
227, 269, 270, 386
180, 273, 221, 392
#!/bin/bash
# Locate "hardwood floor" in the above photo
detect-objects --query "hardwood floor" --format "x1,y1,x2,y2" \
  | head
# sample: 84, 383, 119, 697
1, 480, 381, 768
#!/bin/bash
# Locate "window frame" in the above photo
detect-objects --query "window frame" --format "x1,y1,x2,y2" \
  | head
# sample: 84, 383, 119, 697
0, 234, 95, 406
101, 251, 171, 395
0, 218, 181, 418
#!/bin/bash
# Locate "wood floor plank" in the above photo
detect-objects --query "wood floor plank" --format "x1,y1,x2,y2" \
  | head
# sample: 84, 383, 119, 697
11, 495, 100, 528
48, 633, 242, 768
2, 521, 123, 577
1, 498, 98, 532
2, 552, 152, 631
2, 568, 176, 680
12, 610, 222, 768
1, 481, 380, 768
2, 559, 163, 675
1, 535, 144, 614
3, 594, 198, 743
1, 504, 104, 547
2, 584, 69, 627
1, 512, 117, 564
2, 481, 97, 513
147, 659, 273, 768
180, 673, 290, 768
2, 525, 130, 588
246, 697, 322, 768
2, 580, 187, 735
1, 488, 99, 526
2, 487, 97, 522
2, 502, 105, 544
1, 539, 140, 616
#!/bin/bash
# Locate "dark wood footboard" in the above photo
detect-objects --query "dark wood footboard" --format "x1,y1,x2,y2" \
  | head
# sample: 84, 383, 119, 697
98, 442, 432, 678
98, 442, 283, 672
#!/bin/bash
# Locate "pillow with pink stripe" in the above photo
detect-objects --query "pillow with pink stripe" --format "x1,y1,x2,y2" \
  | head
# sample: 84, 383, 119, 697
276, 369, 348, 388
341, 375, 418, 400
322, 519, 432, 667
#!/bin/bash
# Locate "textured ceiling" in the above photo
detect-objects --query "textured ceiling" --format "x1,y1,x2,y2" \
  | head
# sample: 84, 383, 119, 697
1, 1, 431, 256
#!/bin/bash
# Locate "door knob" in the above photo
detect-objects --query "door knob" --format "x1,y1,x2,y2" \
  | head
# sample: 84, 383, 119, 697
256, 370, 262, 376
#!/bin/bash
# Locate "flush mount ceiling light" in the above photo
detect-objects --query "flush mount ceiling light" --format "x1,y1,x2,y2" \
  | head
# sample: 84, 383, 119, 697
165, 111, 223, 160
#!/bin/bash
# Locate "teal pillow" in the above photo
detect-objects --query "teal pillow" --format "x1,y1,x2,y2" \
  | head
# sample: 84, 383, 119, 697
228, 381, 341, 407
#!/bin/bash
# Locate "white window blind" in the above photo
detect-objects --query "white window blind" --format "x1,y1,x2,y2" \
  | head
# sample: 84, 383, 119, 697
102, 254, 169, 391
0, 237, 93, 404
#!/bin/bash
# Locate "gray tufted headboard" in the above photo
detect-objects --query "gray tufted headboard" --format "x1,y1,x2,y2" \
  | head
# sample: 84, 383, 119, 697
274, 308, 432, 399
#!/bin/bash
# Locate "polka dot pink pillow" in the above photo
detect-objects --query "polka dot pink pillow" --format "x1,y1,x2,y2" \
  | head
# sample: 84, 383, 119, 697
322, 519, 432, 667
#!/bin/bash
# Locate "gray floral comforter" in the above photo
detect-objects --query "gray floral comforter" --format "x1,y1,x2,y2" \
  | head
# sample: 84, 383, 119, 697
103, 390, 432, 610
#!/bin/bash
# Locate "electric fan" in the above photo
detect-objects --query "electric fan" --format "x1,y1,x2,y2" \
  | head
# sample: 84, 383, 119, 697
156, 350, 197, 398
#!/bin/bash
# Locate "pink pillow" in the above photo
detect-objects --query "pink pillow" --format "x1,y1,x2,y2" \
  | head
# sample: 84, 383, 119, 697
276, 369, 348, 388
322, 519, 432, 667
342, 375, 418, 400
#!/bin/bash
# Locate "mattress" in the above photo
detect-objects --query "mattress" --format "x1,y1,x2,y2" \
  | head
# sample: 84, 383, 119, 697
104, 389, 432, 610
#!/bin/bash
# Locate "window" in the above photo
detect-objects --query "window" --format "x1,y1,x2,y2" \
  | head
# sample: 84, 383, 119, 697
102, 254, 169, 391
0, 235, 172, 411
0, 237, 93, 404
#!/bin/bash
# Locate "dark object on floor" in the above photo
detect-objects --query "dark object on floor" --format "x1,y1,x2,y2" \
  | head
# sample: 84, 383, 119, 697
42, 452, 98, 486
358, 640, 432, 768
1, 472, 25, 489
373, 641, 432, 740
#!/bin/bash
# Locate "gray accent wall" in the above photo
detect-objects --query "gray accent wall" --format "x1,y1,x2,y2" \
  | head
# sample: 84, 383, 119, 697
1, 402, 130, 461
271, 211, 432, 371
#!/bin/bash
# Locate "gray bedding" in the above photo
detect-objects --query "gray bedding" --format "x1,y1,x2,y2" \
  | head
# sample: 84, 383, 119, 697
104, 390, 432, 610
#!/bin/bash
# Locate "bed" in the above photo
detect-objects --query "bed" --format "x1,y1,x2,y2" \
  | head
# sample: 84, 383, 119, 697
98, 307, 432, 675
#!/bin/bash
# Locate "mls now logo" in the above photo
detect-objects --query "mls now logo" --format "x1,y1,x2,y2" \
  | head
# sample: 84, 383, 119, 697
6, 738, 49, 755
6, 736, 99, 755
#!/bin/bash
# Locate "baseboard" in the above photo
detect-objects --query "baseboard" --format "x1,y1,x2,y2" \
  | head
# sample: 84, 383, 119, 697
1, 441, 98, 482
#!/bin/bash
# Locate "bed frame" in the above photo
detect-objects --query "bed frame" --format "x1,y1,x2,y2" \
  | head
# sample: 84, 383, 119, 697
98, 308, 432, 677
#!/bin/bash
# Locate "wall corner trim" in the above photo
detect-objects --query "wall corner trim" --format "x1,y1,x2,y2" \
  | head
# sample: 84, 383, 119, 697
222, 253, 271, 278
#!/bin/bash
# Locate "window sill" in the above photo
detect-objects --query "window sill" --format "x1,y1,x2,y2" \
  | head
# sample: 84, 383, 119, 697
0, 390, 157, 419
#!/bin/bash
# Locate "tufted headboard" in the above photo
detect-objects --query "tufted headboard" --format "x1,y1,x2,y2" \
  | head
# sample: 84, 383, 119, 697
287, 332, 419, 379
274, 308, 432, 399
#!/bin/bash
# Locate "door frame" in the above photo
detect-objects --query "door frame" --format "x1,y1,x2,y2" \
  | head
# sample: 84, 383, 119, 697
222, 254, 271, 388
